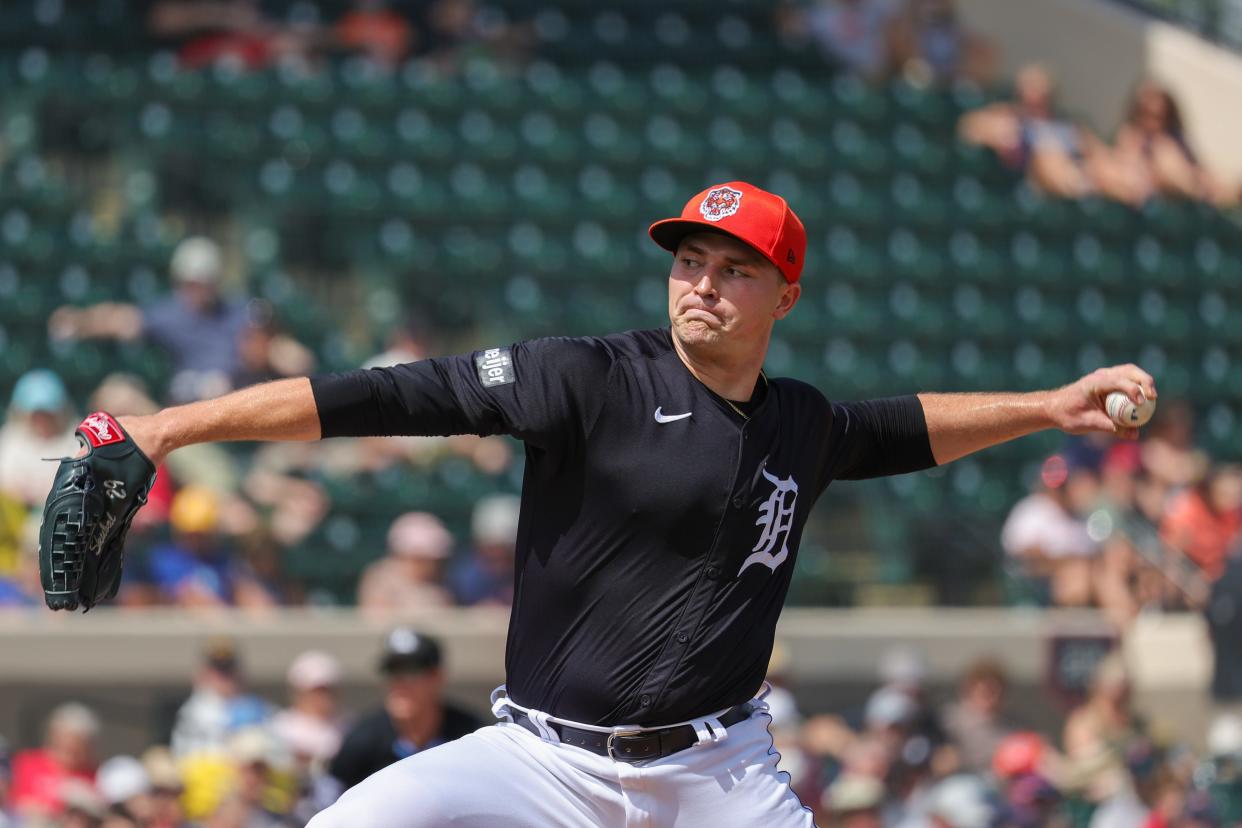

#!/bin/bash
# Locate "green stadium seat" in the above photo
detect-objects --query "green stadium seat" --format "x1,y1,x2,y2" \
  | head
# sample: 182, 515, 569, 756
770, 117, 830, 175
583, 112, 644, 167
509, 164, 575, 221
524, 61, 587, 115
584, 62, 646, 120
829, 73, 888, 124
393, 107, 454, 164
518, 110, 582, 167
456, 108, 518, 164
646, 63, 708, 118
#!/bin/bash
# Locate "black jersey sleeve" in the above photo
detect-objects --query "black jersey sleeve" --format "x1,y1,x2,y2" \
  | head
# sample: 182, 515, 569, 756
310, 337, 614, 449
826, 395, 936, 480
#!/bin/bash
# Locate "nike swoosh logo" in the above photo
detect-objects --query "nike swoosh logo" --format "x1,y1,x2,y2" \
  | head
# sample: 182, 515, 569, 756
654, 407, 692, 424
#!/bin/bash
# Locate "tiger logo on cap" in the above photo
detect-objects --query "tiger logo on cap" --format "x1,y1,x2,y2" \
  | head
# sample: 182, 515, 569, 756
699, 186, 743, 222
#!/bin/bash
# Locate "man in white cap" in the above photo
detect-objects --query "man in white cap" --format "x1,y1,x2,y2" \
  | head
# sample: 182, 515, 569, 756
96, 755, 153, 826
357, 512, 455, 612
450, 494, 520, 606
271, 650, 348, 767
48, 236, 310, 403
924, 775, 997, 828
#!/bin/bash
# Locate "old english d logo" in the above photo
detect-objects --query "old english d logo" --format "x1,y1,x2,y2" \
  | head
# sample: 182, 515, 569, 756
737, 469, 799, 576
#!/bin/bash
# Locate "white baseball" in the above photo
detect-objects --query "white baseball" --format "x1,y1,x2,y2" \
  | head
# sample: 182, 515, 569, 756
1105, 391, 1156, 427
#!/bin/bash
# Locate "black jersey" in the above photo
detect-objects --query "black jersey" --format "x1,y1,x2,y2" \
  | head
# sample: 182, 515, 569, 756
328, 703, 483, 791
311, 328, 935, 726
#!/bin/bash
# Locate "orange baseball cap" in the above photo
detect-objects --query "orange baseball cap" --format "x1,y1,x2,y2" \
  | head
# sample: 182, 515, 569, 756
648, 181, 807, 283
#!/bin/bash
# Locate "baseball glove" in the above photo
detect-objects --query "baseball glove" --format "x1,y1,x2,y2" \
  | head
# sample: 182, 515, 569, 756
39, 411, 157, 612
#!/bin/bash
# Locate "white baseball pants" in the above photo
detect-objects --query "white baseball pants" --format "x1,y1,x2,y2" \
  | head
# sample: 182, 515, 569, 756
307, 698, 817, 827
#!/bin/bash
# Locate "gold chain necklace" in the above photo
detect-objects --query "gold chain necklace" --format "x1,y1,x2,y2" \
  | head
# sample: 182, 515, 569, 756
725, 372, 769, 420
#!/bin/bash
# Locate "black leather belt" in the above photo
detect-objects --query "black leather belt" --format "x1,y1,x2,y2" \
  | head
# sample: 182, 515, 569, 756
511, 702, 755, 762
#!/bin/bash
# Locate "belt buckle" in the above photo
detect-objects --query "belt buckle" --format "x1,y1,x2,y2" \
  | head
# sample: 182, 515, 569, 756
605, 729, 646, 761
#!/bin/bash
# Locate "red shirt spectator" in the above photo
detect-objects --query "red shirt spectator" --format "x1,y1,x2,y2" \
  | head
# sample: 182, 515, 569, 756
10, 703, 100, 818
1160, 468, 1242, 581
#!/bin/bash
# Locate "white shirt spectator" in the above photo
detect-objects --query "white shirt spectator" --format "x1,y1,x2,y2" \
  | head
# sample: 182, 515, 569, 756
1001, 492, 1097, 560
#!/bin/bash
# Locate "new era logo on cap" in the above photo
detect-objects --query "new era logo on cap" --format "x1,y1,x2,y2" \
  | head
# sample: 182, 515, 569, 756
649, 181, 808, 283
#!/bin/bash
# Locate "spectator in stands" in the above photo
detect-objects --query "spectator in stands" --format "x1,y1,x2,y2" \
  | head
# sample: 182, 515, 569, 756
362, 315, 437, 370
1085, 445, 1151, 626
201, 727, 297, 828
328, 628, 482, 794
335, 0, 415, 68
940, 658, 1015, 774
0, 736, 13, 828
1142, 399, 1209, 493
863, 686, 917, 769
9, 703, 100, 820
765, 642, 821, 807
1088, 737, 1182, 828
820, 773, 885, 827
0, 488, 28, 596
450, 494, 519, 606
1207, 545, 1242, 703
923, 774, 997, 828
876, 646, 947, 756
0, 369, 79, 507
958, 64, 1141, 203
357, 512, 455, 612
170, 638, 273, 758
1160, 466, 1242, 583
1001, 455, 1100, 608
144, 486, 277, 608
232, 300, 316, 391
59, 779, 108, 828
1112, 80, 1239, 207
798, 0, 902, 81
991, 733, 1068, 828
0, 543, 40, 609
1063, 652, 1146, 806
49, 237, 313, 404
1204, 715, 1242, 824
147, 0, 314, 71
140, 747, 188, 828
96, 756, 154, 827
889, 0, 995, 86
271, 650, 348, 769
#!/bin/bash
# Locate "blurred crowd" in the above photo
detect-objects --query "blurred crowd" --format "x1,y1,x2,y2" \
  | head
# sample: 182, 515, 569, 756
959, 65, 1240, 208
1000, 404, 1242, 636
5, 636, 1242, 828
144, 0, 534, 74
775, 1, 1239, 206
780, 645, 1242, 827
777, 0, 997, 87
0, 235, 521, 610
0, 629, 483, 828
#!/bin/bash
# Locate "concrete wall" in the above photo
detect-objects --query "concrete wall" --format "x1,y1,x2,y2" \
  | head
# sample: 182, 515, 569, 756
0, 607, 1216, 755
958, 0, 1242, 179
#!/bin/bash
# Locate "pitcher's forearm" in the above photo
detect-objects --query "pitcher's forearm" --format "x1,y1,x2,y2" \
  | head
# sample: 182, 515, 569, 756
130, 377, 321, 461
918, 390, 1057, 466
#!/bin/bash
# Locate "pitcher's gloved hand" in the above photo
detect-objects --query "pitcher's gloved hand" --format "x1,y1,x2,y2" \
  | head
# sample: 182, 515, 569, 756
39, 412, 157, 611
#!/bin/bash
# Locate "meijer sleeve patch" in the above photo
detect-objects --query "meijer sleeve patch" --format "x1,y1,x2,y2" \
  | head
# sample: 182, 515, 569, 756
475, 347, 515, 388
